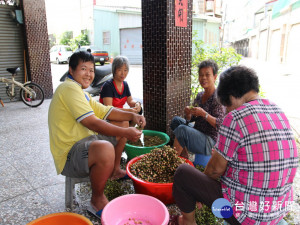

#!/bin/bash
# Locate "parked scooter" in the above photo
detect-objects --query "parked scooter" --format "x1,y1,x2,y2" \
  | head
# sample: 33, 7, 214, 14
60, 64, 113, 96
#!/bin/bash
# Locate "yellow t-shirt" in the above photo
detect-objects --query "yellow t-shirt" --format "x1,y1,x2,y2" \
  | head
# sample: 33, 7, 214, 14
48, 78, 113, 174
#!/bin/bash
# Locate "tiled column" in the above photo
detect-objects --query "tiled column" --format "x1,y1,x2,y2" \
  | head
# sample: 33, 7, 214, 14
142, 0, 193, 138
22, 0, 53, 99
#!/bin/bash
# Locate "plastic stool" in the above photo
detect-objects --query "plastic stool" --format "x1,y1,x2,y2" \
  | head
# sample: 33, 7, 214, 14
65, 176, 90, 209
193, 154, 211, 167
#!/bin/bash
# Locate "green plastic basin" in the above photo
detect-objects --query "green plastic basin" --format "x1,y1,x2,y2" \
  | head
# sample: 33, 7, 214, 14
124, 130, 170, 161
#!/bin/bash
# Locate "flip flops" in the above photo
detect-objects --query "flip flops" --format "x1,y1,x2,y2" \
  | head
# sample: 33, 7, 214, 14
116, 173, 130, 181
111, 173, 130, 181
87, 202, 103, 219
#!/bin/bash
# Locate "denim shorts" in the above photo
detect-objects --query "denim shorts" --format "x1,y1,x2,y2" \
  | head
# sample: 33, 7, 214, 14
171, 116, 215, 155
61, 134, 117, 178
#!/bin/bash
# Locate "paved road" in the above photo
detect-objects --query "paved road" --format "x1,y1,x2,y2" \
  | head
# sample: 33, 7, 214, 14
240, 58, 300, 138
240, 58, 300, 118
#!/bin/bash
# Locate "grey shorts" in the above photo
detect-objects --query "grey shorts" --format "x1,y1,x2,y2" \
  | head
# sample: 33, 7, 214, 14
61, 134, 117, 178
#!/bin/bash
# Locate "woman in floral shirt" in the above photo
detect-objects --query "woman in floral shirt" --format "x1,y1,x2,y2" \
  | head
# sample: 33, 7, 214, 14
170, 59, 226, 158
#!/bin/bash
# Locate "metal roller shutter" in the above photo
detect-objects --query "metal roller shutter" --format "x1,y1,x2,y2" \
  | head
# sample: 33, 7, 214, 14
120, 28, 142, 65
0, 5, 25, 102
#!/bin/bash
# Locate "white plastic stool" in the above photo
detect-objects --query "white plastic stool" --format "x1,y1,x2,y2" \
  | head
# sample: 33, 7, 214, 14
65, 176, 90, 209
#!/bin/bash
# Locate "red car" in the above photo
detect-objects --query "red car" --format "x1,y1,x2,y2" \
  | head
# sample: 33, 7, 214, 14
78, 46, 109, 65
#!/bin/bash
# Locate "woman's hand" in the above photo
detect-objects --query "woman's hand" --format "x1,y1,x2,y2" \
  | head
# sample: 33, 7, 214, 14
184, 106, 193, 121
184, 106, 192, 115
190, 107, 206, 117
135, 102, 142, 113
125, 127, 142, 142
132, 114, 146, 129
129, 107, 138, 114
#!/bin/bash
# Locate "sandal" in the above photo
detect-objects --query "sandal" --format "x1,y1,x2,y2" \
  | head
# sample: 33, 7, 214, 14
111, 173, 130, 181
168, 214, 180, 225
115, 173, 130, 181
87, 202, 103, 219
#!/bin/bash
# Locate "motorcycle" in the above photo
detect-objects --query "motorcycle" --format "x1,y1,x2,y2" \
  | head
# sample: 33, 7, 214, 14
60, 64, 113, 96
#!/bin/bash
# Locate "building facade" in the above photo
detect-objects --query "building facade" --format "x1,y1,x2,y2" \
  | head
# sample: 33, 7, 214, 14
224, 0, 300, 65
91, 0, 222, 65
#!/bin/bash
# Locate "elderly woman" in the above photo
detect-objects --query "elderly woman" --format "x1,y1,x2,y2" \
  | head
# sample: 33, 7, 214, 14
171, 66, 298, 225
100, 55, 142, 115
170, 59, 226, 158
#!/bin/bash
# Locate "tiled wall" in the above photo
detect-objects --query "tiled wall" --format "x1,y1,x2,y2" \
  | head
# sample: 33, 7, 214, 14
22, 0, 53, 98
142, 0, 193, 138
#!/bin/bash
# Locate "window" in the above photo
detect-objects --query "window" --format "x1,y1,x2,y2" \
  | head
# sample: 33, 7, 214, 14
103, 31, 111, 45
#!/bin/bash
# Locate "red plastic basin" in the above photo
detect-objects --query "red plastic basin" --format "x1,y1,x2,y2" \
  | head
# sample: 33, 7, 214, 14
126, 154, 194, 205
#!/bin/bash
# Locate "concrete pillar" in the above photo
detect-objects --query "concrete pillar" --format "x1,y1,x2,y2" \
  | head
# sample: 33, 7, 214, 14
142, 0, 193, 138
22, 0, 53, 99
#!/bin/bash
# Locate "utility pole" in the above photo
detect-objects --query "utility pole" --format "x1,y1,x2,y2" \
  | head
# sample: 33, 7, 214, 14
220, 2, 227, 49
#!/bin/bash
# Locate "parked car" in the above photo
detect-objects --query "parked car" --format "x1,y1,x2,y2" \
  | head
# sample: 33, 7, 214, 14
77, 46, 109, 65
50, 45, 73, 64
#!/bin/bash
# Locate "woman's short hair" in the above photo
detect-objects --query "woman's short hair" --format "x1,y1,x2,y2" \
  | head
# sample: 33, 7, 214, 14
112, 56, 130, 76
69, 51, 94, 71
198, 59, 218, 75
217, 65, 259, 106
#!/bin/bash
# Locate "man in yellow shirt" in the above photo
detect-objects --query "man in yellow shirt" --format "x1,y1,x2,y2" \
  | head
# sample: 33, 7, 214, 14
48, 51, 146, 218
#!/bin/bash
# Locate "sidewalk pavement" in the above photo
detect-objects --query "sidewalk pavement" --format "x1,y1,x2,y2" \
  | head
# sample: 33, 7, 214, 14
240, 57, 300, 141
0, 100, 99, 225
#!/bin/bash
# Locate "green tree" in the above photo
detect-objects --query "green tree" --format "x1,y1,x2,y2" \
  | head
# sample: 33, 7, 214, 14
69, 32, 90, 51
59, 31, 73, 45
191, 32, 242, 98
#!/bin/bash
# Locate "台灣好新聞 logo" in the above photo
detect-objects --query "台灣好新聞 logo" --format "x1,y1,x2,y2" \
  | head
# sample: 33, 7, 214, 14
211, 198, 233, 218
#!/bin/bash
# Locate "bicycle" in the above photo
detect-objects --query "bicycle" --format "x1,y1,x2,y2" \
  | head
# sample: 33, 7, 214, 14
0, 67, 45, 107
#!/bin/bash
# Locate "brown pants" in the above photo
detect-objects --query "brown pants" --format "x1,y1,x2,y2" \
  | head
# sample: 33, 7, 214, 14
172, 164, 241, 225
